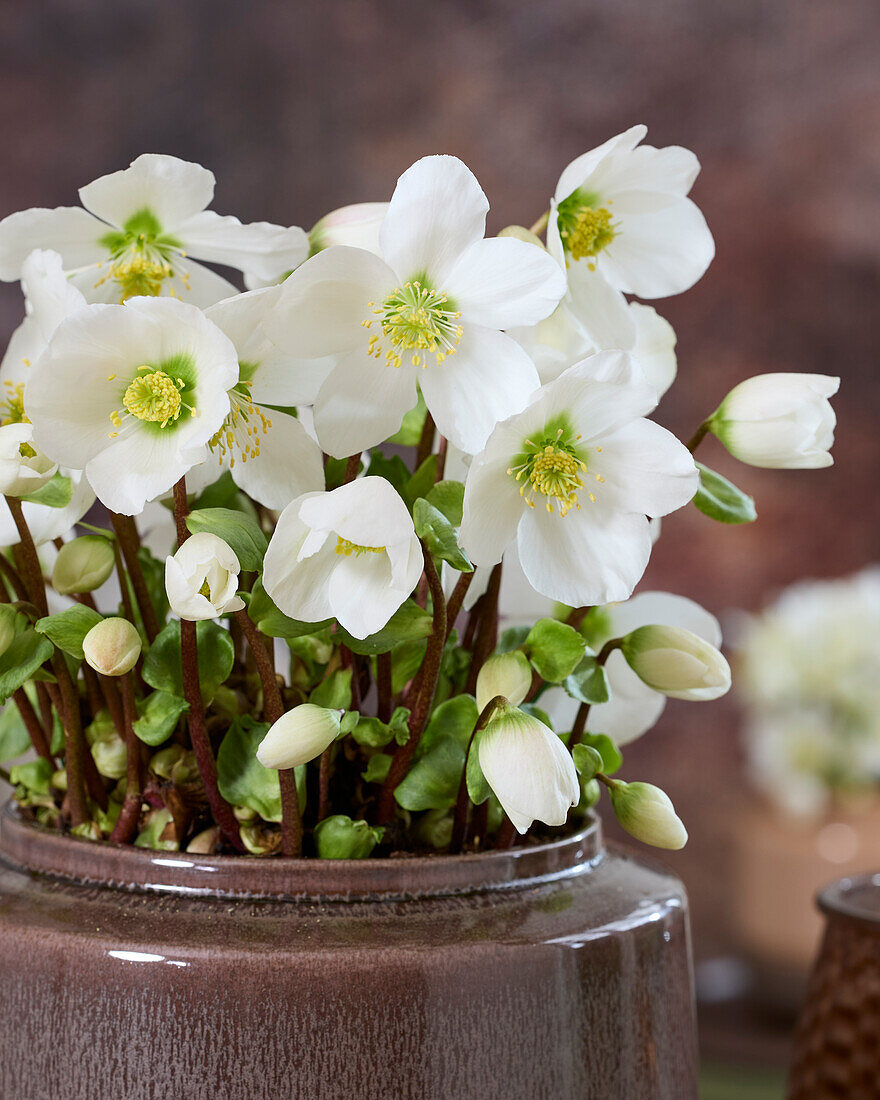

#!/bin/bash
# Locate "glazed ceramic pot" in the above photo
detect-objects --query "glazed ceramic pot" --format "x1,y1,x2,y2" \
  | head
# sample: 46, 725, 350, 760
788, 874, 880, 1098
0, 804, 698, 1100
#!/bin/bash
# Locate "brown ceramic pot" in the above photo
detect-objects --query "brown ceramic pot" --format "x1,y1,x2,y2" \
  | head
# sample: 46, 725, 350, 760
0, 804, 697, 1099
788, 874, 880, 1098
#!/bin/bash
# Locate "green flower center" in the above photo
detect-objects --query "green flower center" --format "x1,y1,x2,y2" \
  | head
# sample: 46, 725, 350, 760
0, 381, 28, 426
557, 190, 618, 262
509, 420, 604, 517
122, 369, 183, 426
334, 537, 385, 557
97, 208, 184, 302
365, 280, 463, 369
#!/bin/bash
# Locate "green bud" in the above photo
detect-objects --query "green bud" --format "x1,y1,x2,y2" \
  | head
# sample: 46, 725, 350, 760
233, 804, 258, 823
82, 617, 141, 677
91, 733, 128, 780
609, 781, 688, 850
256, 704, 342, 769
475, 651, 532, 712
150, 745, 198, 785
314, 815, 383, 859
51, 535, 116, 595
572, 743, 604, 780
240, 822, 281, 856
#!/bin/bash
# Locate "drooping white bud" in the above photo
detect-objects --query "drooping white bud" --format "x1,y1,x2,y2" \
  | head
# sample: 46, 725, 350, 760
620, 624, 730, 701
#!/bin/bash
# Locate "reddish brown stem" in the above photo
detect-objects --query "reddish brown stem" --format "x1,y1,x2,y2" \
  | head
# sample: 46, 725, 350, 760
450, 695, 506, 853
435, 436, 448, 481
496, 816, 517, 849
464, 563, 502, 695
376, 652, 392, 723
318, 748, 331, 822
444, 571, 474, 642
0, 550, 30, 602
570, 703, 590, 749
5, 496, 48, 616
51, 656, 89, 825
415, 412, 435, 467
343, 454, 360, 484
234, 608, 283, 724
279, 769, 302, 857
565, 606, 590, 630
377, 546, 447, 824
110, 512, 159, 642
12, 688, 53, 763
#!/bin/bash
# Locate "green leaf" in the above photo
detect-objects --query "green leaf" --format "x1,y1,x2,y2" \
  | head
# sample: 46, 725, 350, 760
394, 695, 478, 812
419, 694, 479, 754
425, 480, 464, 526
361, 753, 392, 784
185, 507, 269, 571
387, 393, 428, 445
142, 619, 234, 702
134, 547, 169, 628
564, 654, 610, 705
323, 456, 354, 492
0, 630, 55, 703
247, 580, 332, 639
572, 743, 604, 780
35, 605, 103, 660
133, 691, 189, 747
524, 618, 587, 682
412, 498, 473, 572
314, 815, 383, 858
20, 472, 73, 509
0, 698, 33, 762
192, 471, 239, 511
497, 625, 530, 654
10, 758, 53, 795
465, 727, 492, 805
336, 599, 433, 656
217, 715, 282, 822
390, 638, 427, 693
309, 668, 352, 710
365, 454, 410, 496
694, 462, 757, 525
404, 456, 438, 508
581, 732, 622, 776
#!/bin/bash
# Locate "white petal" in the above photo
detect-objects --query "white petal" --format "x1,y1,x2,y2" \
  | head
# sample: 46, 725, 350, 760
85, 431, 209, 516
538, 353, 657, 443
588, 653, 668, 747
0, 207, 106, 280
262, 499, 338, 623
313, 345, 417, 459
593, 143, 701, 199
598, 197, 715, 297
298, 476, 415, 550
327, 552, 405, 639
0, 470, 94, 548
165, 259, 239, 308
553, 125, 647, 203
721, 373, 840, 420
563, 264, 637, 350
380, 155, 488, 284
204, 285, 281, 357
230, 411, 324, 511
460, 451, 524, 568
79, 154, 215, 230
419, 326, 539, 455
517, 504, 652, 606
629, 303, 677, 397
445, 237, 565, 328
268, 246, 397, 358
593, 418, 698, 517
20, 249, 88, 343
176, 210, 308, 280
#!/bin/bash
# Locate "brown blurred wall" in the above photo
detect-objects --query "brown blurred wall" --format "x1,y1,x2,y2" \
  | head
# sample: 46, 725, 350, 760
1, 0, 878, 956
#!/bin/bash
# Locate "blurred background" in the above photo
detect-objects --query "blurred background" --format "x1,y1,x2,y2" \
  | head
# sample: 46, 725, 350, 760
1, 1, 878, 1095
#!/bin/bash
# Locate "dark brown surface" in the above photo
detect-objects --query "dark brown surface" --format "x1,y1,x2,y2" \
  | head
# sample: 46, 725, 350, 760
789, 876, 880, 1098
0, 809, 698, 1099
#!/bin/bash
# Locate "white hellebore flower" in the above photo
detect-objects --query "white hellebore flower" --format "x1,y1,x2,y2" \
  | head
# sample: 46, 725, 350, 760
256, 704, 343, 770
0, 154, 308, 306
183, 286, 325, 509
165, 532, 245, 621
459, 351, 698, 607
587, 592, 724, 746
0, 422, 56, 496
262, 477, 423, 639
709, 373, 839, 469
549, 125, 715, 306
620, 623, 731, 701
609, 781, 688, 850
268, 155, 566, 456
25, 296, 239, 515
478, 704, 579, 834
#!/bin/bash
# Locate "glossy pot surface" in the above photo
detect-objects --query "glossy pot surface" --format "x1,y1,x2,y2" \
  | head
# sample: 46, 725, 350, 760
0, 805, 697, 1100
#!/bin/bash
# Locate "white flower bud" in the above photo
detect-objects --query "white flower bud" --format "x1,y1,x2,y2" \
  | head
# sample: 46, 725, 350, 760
51, 535, 116, 595
478, 704, 579, 834
82, 617, 142, 677
0, 422, 57, 497
164, 532, 245, 621
476, 651, 533, 712
710, 373, 839, 469
256, 704, 342, 770
309, 203, 388, 256
610, 781, 688, 850
621, 624, 731, 701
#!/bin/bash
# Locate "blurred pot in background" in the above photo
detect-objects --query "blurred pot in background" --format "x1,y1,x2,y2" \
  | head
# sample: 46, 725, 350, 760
731, 568, 880, 1001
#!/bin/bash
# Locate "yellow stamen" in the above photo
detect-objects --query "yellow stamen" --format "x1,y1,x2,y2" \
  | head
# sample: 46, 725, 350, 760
334, 536, 385, 557
122, 369, 184, 428
365, 281, 463, 370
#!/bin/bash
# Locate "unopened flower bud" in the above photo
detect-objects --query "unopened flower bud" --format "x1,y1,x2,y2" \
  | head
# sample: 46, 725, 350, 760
82, 617, 142, 677
165, 532, 245, 621
0, 422, 57, 496
709, 373, 839, 469
309, 203, 388, 256
314, 815, 384, 859
620, 624, 730, 701
478, 704, 579, 834
476, 651, 532, 712
609, 781, 688, 850
51, 535, 116, 595
256, 704, 342, 770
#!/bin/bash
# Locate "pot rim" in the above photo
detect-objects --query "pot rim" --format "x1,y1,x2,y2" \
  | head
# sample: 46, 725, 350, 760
0, 802, 603, 902
817, 871, 880, 929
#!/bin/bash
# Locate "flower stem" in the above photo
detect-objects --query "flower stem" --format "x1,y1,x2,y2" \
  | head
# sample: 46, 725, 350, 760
52, 655, 89, 825
343, 454, 361, 484
376, 651, 392, 723
172, 477, 244, 853
686, 421, 710, 454
570, 702, 590, 749
444, 571, 474, 642
111, 538, 137, 625
377, 544, 447, 824
110, 673, 143, 845
12, 688, 53, 763
565, 605, 591, 630
0, 550, 30, 602
110, 513, 159, 642
5, 495, 48, 617
415, 412, 435, 468
464, 562, 502, 695
529, 210, 550, 236
450, 695, 506, 853
234, 609, 283, 723
278, 770, 302, 856
496, 816, 517, 849
318, 748, 331, 821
